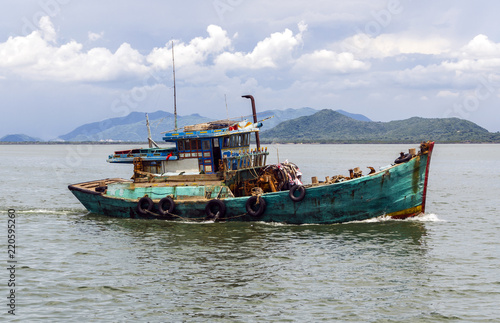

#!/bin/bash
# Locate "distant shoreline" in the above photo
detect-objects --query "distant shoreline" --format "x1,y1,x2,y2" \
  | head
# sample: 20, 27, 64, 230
1, 140, 499, 145
0, 141, 149, 145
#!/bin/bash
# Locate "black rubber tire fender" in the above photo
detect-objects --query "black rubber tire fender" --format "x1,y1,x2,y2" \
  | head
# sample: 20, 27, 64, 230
136, 196, 154, 215
95, 185, 107, 193
246, 196, 267, 217
289, 185, 306, 202
394, 153, 412, 164
158, 196, 175, 216
205, 199, 226, 220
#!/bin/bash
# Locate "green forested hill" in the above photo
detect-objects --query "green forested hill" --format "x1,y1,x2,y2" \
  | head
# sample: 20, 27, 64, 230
260, 109, 500, 143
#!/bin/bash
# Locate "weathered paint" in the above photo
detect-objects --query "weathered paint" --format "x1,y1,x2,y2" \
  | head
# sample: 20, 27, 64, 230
105, 182, 232, 200
420, 142, 434, 213
68, 143, 434, 224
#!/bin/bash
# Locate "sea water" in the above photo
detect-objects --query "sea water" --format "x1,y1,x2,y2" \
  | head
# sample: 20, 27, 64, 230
0, 144, 499, 322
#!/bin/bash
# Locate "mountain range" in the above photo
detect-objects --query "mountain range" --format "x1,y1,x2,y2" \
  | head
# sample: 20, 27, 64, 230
260, 109, 500, 143
55, 107, 330, 142
2, 108, 499, 143
0, 134, 41, 142
57, 111, 210, 142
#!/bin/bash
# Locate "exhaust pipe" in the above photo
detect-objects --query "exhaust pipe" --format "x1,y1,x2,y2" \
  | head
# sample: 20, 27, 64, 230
242, 95, 261, 150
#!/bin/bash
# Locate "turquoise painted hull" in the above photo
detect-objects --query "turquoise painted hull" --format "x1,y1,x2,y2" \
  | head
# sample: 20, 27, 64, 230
69, 144, 434, 224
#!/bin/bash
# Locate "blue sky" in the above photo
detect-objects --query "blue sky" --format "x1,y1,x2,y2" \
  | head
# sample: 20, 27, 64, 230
1, 0, 500, 140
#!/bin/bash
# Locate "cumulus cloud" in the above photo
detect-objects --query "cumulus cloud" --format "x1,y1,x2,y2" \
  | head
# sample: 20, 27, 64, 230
39, 16, 57, 43
3, 16, 499, 99
459, 34, 500, 58
393, 64, 455, 88
147, 24, 231, 69
0, 17, 230, 82
0, 17, 149, 81
437, 90, 460, 98
355, 33, 500, 94
0, 17, 319, 89
294, 50, 370, 74
388, 34, 500, 92
436, 34, 500, 75
88, 31, 104, 42
340, 33, 451, 59
215, 23, 307, 69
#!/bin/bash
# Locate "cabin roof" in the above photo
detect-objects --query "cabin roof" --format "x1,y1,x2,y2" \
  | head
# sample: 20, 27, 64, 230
107, 146, 177, 163
162, 124, 261, 142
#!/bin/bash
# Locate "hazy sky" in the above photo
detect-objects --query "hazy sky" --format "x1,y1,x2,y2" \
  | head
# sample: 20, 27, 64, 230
1, 0, 500, 139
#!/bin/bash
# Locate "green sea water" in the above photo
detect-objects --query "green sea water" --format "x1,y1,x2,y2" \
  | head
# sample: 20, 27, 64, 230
1, 144, 499, 322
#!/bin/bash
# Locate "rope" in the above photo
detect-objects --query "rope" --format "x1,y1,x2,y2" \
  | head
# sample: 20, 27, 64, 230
263, 162, 302, 189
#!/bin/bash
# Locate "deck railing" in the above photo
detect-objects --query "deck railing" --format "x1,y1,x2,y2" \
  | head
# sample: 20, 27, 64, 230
223, 148, 269, 170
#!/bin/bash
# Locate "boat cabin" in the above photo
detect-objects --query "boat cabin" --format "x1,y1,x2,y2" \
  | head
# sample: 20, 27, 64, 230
162, 121, 266, 174
107, 120, 268, 177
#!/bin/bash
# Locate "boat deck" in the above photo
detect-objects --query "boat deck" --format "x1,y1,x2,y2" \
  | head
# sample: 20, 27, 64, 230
133, 173, 224, 186
68, 178, 130, 195
69, 174, 227, 195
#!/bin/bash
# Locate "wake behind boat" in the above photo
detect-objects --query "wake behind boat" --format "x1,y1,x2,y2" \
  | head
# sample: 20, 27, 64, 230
68, 95, 435, 224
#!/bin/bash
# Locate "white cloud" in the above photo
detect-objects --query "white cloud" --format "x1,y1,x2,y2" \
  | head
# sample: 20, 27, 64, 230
378, 34, 500, 92
2, 16, 500, 108
442, 58, 500, 73
340, 33, 451, 59
437, 90, 459, 98
294, 50, 370, 74
88, 31, 104, 42
0, 32, 48, 68
383, 34, 500, 94
435, 34, 500, 75
459, 34, 500, 58
39, 16, 56, 43
393, 64, 454, 87
0, 17, 150, 81
215, 23, 307, 69
147, 24, 231, 69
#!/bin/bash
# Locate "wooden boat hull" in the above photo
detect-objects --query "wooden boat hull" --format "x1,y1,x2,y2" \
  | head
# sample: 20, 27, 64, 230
69, 143, 434, 224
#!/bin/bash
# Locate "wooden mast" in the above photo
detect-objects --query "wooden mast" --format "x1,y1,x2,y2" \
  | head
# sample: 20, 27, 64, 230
146, 113, 159, 148
172, 41, 178, 131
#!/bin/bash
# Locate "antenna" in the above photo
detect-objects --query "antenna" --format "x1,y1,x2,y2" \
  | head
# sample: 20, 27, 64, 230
172, 41, 178, 131
225, 94, 229, 121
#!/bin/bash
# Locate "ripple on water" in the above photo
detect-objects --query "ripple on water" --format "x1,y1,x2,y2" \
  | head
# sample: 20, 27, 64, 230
4, 144, 500, 321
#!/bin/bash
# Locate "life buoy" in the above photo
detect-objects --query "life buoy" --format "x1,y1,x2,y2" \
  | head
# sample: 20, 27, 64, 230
136, 196, 154, 215
158, 196, 175, 216
246, 196, 267, 217
394, 153, 412, 164
289, 185, 306, 202
205, 199, 226, 220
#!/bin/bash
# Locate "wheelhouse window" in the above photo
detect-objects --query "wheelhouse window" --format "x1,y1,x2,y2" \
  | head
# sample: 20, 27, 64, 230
222, 136, 230, 148
221, 134, 251, 149
177, 139, 202, 158
202, 140, 211, 151
242, 133, 250, 146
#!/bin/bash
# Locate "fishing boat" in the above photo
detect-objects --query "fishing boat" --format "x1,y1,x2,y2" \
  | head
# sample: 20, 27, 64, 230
68, 95, 435, 224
